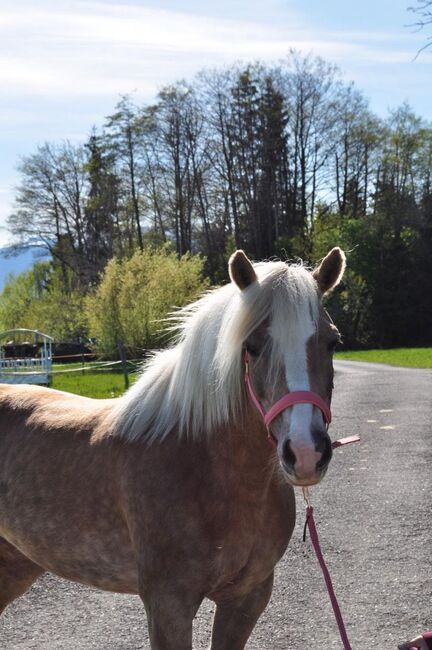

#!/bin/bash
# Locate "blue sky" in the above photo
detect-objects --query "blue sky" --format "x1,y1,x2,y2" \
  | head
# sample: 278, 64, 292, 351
1, 0, 431, 246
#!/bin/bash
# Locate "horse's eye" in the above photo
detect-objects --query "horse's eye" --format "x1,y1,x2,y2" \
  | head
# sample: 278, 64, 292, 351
245, 343, 260, 357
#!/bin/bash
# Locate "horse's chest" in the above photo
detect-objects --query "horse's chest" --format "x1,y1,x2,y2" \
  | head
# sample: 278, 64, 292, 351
208, 480, 295, 601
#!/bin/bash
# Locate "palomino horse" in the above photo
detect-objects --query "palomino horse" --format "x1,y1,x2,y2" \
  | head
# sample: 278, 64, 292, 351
0, 248, 345, 649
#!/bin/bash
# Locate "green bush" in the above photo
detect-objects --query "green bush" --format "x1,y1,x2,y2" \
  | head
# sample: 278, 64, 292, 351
86, 246, 208, 357
0, 263, 88, 341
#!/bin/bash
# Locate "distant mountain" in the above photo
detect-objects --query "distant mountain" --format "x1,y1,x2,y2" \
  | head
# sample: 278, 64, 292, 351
0, 246, 50, 290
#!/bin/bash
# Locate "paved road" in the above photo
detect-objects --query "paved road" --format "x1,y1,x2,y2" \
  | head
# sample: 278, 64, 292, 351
0, 361, 431, 649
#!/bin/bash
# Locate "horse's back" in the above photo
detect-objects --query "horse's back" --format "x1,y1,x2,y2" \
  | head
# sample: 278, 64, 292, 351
0, 383, 115, 436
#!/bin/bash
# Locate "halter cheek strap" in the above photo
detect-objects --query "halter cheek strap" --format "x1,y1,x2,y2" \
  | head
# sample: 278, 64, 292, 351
244, 352, 332, 437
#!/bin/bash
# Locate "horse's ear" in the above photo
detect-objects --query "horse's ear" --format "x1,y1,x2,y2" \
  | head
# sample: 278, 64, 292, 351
312, 247, 346, 295
229, 250, 257, 290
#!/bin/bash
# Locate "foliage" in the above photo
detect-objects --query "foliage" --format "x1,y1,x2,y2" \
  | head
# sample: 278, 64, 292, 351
21, 278, 88, 342
85, 246, 208, 356
5, 52, 432, 349
0, 263, 88, 341
0, 263, 49, 331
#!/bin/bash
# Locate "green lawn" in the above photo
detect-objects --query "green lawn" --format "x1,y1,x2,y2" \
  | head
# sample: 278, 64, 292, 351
51, 371, 136, 398
51, 370, 139, 398
335, 348, 432, 369
51, 361, 140, 398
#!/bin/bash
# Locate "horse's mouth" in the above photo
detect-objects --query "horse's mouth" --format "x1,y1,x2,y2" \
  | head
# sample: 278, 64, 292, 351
280, 462, 326, 487
286, 476, 321, 487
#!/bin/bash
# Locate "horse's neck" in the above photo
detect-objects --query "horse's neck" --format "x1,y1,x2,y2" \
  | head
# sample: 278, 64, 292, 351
208, 414, 276, 498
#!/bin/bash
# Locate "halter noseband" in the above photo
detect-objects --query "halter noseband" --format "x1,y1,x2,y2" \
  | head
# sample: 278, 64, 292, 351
244, 351, 332, 444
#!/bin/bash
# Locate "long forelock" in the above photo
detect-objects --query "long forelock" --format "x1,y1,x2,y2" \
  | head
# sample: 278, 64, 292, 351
106, 261, 320, 443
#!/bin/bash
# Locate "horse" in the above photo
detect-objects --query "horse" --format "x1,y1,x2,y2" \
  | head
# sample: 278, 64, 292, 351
0, 247, 345, 649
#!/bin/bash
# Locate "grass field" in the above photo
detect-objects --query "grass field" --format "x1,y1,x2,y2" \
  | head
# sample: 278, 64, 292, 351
52, 370, 138, 398
51, 361, 139, 398
335, 347, 432, 369
49, 347, 431, 399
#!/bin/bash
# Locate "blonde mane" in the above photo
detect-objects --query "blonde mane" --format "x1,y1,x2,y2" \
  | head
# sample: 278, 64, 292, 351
107, 261, 320, 443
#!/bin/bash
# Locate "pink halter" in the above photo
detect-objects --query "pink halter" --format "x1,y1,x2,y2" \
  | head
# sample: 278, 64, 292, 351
244, 351, 332, 441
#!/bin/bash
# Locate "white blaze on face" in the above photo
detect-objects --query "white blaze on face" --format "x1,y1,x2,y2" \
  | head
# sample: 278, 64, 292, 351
281, 316, 318, 451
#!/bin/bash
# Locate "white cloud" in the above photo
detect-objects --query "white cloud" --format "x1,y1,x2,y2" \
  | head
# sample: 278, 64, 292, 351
1, 0, 428, 100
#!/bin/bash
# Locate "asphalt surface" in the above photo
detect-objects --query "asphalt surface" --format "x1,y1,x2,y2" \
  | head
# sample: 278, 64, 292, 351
0, 360, 431, 649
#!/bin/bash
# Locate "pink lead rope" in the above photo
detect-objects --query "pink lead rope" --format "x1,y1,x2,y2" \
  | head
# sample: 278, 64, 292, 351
302, 462, 357, 650
243, 352, 360, 649
304, 502, 353, 649
303, 443, 360, 650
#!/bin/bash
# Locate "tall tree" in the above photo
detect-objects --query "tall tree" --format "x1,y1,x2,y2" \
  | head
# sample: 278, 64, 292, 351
8, 142, 89, 287
280, 54, 342, 253
154, 83, 207, 256
333, 86, 383, 219
105, 95, 145, 251
83, 131, 121, 283
256, 75, 290, 257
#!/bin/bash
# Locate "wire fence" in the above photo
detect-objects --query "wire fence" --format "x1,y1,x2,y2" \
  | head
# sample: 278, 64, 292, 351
49, 360, 125, 375
0, 353, 146, 392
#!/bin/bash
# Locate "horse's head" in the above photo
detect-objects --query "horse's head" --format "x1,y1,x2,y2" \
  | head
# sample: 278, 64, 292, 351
229, 248, 346, 487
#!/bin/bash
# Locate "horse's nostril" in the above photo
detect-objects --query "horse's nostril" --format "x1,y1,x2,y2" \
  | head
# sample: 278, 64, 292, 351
282, 439, 296, 468
316, 436, 333, 470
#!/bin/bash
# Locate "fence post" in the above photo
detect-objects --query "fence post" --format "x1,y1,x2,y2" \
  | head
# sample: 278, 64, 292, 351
117, 340, 129, 391
80, 337, 85, 375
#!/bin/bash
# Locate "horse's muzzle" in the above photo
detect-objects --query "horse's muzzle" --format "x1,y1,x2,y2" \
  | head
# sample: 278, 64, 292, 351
280, 433, 333, 486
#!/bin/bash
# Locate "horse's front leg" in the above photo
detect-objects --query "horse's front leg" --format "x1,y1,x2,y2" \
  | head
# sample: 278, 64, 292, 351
209, 572, 274, 650
140, 584, 202, 650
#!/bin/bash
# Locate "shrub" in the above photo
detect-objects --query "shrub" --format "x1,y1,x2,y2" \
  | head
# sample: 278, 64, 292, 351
86, 246, 208, 357
0, 263, 88, 342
